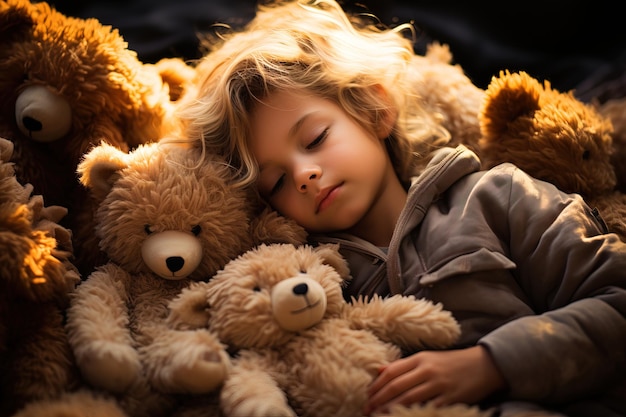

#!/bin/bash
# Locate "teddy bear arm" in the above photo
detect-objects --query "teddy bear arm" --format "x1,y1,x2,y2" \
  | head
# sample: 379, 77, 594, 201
347, 295, 461, 350
167, 281, 212, 330
65, 263, 141, 392
141, 327, 231, 394
250, 206, 308, 246
221, 351, 296, 417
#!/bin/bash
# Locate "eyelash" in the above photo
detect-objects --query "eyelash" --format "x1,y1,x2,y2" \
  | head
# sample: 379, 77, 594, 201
269, 128, 329, 196
306, 128, 328, 150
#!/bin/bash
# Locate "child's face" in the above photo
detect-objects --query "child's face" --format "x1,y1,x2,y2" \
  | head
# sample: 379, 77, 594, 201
250, 89, 401, 235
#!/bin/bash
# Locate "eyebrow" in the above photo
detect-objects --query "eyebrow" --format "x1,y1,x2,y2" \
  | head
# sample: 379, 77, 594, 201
288, 113, 313, 139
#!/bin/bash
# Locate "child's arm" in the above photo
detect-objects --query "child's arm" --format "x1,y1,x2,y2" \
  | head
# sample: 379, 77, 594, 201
480, 166, 626, 403
365, 345, 505, 414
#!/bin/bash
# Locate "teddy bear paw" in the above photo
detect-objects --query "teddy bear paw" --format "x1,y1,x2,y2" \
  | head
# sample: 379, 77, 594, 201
79, 347, 141, 393
228, 400, 297, 417
169, 350, 229, 393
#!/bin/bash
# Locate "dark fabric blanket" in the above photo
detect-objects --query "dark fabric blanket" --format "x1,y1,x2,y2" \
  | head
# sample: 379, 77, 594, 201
49, 0, 626, 102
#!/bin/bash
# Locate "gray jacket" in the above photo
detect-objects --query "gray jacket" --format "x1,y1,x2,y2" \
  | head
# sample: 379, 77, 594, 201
311, 146, 626, 416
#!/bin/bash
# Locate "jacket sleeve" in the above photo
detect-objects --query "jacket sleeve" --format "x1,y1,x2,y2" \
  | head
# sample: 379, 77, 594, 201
478, 165, 626, 403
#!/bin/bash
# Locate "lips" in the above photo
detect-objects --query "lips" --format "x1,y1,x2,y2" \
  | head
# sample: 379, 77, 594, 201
315, 183, 342, 214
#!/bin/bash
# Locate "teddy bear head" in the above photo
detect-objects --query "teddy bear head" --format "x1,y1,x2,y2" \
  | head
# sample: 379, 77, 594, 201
478, 70, 616, 198
0, 137, 75, 303
170, 243, 351, 349
0, 0, 192, 205
77, 140, 271, 281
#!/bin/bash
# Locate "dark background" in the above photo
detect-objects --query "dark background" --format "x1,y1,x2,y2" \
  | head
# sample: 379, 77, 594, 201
49, 0, 626, 103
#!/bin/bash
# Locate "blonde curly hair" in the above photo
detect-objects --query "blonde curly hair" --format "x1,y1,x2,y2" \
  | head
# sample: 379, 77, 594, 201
175, 0, 449, 188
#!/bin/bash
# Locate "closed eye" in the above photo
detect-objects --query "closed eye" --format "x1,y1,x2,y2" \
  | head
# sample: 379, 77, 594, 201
307, 128, 328, 150
270, 174, 285, 196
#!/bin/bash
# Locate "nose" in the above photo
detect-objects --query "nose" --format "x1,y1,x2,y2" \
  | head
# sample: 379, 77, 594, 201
292, 283, 308, 295
296, 166, 321, 192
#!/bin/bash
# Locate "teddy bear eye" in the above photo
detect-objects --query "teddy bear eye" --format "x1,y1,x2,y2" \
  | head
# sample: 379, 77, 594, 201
582, 150, 590, 160
191, 225, 201, 236
253, 285, 261, 292
144, 224, 153, 235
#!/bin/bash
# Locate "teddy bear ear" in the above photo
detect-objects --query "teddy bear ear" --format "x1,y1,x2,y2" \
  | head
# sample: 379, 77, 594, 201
480, 70, 543, 140
314, 244, 351, 280
77, 142, 130, 200
153, 57, 197, 102
0, 0, 35, 44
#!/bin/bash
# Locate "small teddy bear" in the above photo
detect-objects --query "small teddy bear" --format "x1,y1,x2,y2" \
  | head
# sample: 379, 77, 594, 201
0, 0, 196, 277
65, 141, 306, 417
0, 137, 81, 417
167, 242, 465, 417
477, 70, 626, 241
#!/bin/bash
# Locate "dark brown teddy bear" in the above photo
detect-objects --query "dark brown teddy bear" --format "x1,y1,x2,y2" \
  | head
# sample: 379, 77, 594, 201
0, 137, 81, 417
0, 0, 195, 277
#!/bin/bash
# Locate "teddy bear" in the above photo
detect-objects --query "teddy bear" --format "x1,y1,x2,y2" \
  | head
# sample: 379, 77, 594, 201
64, 140, 307, 417
10, 389, 130, 417
594, 97, 626, 194
0, 0, 197, 278
166, 242, 486, 417
413, 42, 485, 154
477, 70, 626, 241
0, 137, 82, 417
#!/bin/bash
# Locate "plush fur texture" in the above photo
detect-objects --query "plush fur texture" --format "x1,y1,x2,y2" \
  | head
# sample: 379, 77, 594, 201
478, 70, 626, 241
594, 97, 626, 194
373, 403, 493, 417
167, 243, 472, 417
65, 141, 306, 417
415, 42, 484, 154
0, 0, 196, 277
11, 390, 129, 417
0, 137, 81, 416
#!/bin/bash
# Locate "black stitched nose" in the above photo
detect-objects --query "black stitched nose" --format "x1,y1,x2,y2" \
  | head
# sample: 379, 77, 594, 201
166, 256, 184, 272
293, 283, 308, 295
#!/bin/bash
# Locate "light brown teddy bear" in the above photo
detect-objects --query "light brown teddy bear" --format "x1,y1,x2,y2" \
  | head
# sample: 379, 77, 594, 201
11, 390, 129, 417
413, 42, 485, 154
0, 0, 196, 278
65, 141, 306, 417
167, 243, 486, 417
478, 70, 626, 241
0, 137, 81, 417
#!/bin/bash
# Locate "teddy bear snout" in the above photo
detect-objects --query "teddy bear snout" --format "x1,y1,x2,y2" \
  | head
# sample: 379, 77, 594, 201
270, 275, 328, 332
141, 230, 203, 280
15, 85, 72, 142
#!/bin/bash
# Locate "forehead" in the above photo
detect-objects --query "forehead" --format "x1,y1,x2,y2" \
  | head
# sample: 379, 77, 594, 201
248, 89, 324, 158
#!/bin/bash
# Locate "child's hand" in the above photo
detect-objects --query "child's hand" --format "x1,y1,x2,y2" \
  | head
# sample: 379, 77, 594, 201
364, 345, 506, 415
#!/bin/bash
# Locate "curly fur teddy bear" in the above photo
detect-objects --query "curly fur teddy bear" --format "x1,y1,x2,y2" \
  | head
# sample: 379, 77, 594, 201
477, 70, 626, 241
11, 390, 130, 417
65, 141, 306, 417
0, 0, 196, 277
0, 137, 81, 417
167, 243, 483, 417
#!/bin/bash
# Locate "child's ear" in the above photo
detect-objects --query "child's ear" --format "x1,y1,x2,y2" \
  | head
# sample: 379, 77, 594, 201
372, 84, 397, 139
